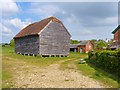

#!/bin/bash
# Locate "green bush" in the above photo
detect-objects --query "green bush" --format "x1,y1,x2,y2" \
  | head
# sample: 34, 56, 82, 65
9, 39, 14, 47
88, 50, 119, 79
118, 50, 120, 57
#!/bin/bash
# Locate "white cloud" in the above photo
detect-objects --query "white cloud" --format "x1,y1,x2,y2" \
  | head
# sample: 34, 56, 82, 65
1, 18, 31, 39
0, 23, 14, 37
97, 16, 118, 26
104, 17, 118, 25
29, 4, 66, 18
62, 14, 81, 33
62, 14, 94, 39
0, 0, 19, 17
9, 18, 32, 29
64, 14, 80, 24
79, 29, 94, 35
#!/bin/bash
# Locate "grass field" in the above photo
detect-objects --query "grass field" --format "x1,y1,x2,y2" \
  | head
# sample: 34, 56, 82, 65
1, 45, 119, 88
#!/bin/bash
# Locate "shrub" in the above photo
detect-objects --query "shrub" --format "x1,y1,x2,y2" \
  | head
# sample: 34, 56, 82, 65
9, 39, 14, 47
88, 50, 119, 79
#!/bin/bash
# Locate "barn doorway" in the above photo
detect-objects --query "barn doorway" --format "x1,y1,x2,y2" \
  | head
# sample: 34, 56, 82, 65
70, 48, 77, 52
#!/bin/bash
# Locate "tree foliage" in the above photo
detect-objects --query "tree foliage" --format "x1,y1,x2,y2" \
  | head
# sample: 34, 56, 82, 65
9, 39, 14, 47
70, 40, 79, 44
88, 50, 119, 80
90, 39, 97, 50
96, 40, 108, 50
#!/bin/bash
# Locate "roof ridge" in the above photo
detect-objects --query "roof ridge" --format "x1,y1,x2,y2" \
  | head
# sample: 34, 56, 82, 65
47, 16, 61, 23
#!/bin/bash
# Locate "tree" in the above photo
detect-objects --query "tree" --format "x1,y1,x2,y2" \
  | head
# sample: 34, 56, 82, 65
9, 39, 14, 47
90, 39, 97, 50
70, 39, 79, 44
96, 40, 108, 50
107, 39, 114, 45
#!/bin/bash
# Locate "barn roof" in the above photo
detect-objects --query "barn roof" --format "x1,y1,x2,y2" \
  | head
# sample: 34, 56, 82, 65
14, 16, 63, 38
70, 41, 91, 48
112, 25, 120, 34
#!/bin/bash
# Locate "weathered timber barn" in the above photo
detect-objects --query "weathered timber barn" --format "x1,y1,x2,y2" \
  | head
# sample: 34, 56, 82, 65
14, 16, 71, 56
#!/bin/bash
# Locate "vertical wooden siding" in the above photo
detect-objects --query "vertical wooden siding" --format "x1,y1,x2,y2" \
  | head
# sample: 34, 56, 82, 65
14, 35, 39, 55
39, 21, 71, 56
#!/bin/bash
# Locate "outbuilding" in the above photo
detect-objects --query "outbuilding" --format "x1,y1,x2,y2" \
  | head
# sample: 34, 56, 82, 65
70, 41, 93, 53
77, 41, 93, 53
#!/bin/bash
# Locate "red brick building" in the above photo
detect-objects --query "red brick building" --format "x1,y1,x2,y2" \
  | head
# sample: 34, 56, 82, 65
77, 41, 93, 53
110, 25, 120, 49
70, 41, 93, 53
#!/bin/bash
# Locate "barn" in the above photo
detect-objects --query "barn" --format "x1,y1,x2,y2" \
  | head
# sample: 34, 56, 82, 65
14, 16, 71, 57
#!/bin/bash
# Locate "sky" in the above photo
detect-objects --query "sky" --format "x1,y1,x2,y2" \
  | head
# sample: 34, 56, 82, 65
0, 0, 119, 43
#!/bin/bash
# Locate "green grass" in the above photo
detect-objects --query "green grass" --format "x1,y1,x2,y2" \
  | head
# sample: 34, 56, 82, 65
2, 55, 14, 88
59, 52, 88, 70
2, 46, 68, 67
2, 46, 87, 68
76, 60, 119, 88
2, 71, 11, 81
2, 70, 14, 87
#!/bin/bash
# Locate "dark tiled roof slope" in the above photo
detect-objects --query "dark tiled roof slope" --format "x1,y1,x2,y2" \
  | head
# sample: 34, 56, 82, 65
79, 41, 89, 45
70, 44, 79, 48
70, 41, 91, 48
112, 25, 120, 34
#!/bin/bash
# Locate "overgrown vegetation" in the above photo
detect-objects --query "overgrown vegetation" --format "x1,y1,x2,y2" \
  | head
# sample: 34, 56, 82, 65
88, 50, 120, 83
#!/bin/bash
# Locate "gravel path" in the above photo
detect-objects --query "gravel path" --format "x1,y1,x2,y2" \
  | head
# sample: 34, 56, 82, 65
11, 59, 105, 88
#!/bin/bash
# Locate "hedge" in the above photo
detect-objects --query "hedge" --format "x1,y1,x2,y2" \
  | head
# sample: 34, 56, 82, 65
88, 50, 120, 79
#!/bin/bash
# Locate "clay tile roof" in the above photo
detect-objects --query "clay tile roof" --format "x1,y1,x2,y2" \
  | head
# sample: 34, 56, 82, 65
14, 16, 61, 38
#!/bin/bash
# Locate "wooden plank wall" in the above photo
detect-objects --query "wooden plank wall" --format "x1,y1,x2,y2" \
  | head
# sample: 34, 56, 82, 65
39, 21, 71, 56
14, 35, 39, 55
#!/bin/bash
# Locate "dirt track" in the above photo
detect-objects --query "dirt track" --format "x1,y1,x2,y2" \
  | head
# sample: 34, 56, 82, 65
10, 59, 105, 88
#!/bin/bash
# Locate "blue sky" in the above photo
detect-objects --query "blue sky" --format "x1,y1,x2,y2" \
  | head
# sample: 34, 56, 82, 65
1, 1, 118, 43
